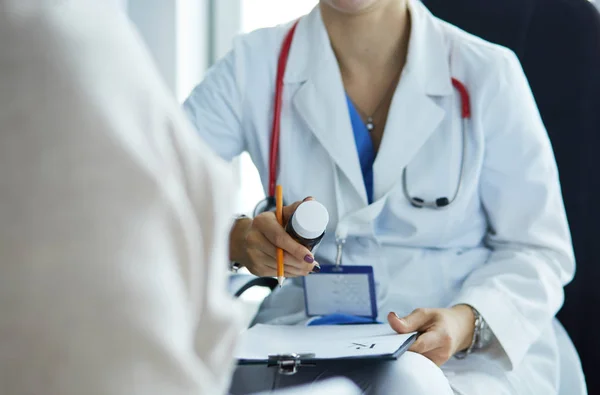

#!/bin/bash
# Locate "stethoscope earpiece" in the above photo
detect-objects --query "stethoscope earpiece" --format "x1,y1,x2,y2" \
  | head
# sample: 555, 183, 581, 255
410, 197, 425, 208
410, 197, 450, 209
435, 197, 450, 208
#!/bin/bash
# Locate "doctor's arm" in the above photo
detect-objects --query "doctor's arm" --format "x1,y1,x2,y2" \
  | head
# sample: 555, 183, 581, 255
447, 51, 575, 369
183, 50, 246, 161
183, 42, 320, 277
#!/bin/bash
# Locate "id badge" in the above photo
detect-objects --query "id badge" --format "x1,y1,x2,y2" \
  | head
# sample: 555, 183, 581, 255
302, 265, 378, 319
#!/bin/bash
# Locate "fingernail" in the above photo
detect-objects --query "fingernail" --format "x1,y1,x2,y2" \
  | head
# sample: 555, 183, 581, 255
393, 312, 403, 323
304, 255, 314, 263
312, 262, 321, 273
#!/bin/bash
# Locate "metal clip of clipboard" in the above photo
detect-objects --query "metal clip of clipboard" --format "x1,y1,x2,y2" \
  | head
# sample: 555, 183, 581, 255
267, 353, 316, 375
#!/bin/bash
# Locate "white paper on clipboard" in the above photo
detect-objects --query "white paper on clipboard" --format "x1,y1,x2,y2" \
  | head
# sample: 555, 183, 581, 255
236, 324, 417, 362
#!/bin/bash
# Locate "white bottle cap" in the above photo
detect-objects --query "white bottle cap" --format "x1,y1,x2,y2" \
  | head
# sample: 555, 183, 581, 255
291, 201, 329, 240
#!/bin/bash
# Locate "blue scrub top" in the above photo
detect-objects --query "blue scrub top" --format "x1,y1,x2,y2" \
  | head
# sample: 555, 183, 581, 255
346, 94, 375, 204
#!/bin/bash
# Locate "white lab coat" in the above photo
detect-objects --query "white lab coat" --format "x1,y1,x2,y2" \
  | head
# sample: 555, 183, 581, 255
0, 2, 245, 394
184, 1, 581, 394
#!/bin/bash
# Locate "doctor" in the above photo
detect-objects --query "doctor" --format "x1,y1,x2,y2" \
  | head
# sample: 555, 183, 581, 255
184, 0, 578, 394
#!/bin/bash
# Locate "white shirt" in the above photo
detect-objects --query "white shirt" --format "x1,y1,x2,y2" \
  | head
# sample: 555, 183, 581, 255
0, 1, 244, 394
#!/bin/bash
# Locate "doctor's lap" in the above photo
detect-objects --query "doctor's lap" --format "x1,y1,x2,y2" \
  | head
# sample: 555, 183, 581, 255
184, 0, 579, 394
230, 352, 455, 395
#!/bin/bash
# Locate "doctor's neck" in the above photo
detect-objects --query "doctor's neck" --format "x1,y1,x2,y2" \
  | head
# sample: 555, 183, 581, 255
320, 0, 410, 76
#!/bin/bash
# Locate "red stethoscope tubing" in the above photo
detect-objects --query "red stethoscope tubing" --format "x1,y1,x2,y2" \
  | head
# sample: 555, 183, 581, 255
268, 22, 299, 198
267, 21, 471, 199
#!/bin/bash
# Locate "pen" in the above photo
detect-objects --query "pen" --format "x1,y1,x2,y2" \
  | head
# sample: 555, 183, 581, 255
275, 185, 285, 287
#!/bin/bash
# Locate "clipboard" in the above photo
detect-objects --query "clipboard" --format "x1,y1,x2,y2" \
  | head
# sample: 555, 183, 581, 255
236, 324, 418, 375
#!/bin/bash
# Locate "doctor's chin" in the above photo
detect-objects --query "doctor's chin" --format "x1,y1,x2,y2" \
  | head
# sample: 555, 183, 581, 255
1, 1, 598, 395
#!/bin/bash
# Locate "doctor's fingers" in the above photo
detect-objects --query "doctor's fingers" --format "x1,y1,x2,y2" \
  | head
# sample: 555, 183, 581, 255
246, 232, 316, 272
282, 196, 314, 224
408, 331, 452, 366
388, 309, 437, 334
252, 212, 315, 264
246, 230, 316, 273
247, 249, 312, 277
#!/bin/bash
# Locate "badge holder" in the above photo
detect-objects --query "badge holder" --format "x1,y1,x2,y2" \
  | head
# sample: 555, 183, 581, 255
302, 240, 378, 320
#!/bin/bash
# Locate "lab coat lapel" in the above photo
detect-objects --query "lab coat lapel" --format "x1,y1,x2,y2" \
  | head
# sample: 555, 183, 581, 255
373, 0, 454, 199
286, 8, 369, 205
373, 77, 446, 199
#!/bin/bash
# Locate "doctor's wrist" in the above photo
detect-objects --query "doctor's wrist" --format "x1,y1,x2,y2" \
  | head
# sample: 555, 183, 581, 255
229, 216, 252, 265
450, 304, 476, 352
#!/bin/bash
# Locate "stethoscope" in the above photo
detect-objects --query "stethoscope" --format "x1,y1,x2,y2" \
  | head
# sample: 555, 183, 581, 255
253, 20, 472, 218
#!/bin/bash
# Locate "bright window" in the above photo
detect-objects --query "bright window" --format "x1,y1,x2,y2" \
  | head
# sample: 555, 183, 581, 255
235, 0, 319, 215
242, 0, 318, 32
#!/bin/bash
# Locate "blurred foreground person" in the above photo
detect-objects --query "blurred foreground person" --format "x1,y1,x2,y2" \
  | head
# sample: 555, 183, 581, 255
0, 1, 358, 395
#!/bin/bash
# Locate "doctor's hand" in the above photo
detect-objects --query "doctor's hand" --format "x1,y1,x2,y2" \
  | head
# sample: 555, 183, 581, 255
387, 306, 475, 366
229, 197, 320, 278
